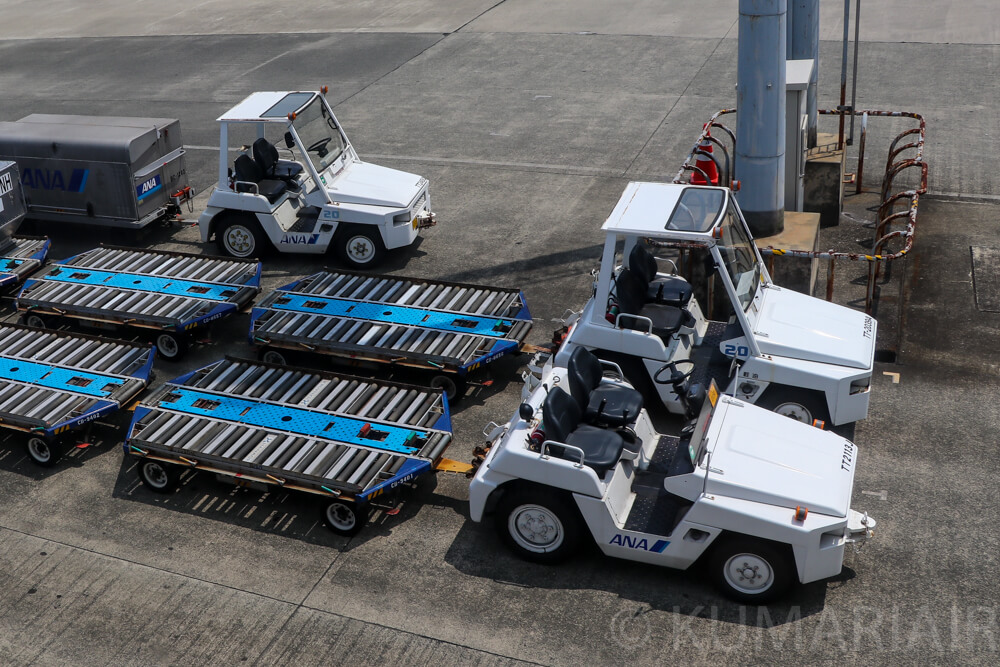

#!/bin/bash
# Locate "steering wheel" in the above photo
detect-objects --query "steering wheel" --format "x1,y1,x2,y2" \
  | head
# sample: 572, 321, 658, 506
306, 137, 332, 154
653, 359, 696, 386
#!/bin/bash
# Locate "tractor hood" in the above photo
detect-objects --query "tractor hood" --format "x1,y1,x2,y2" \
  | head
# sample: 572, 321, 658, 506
324, 161, 425, 209
753, 286, 875, 370
705, 399, 855, 517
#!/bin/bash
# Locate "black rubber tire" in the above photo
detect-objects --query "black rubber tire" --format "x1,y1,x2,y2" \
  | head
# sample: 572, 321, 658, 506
216, 215, 268, 259
21, 313, 50, 329
155, 332, 189, 362
495, 487, 583, 564
707, 536, 795, 604
756, 385, 829, 425
137, 459, 180, 494
335, 225, 386, 269
258, 348, 289, 366
429, 374, 466, 403
25, 436, 62, 468
322, 500, 370, 536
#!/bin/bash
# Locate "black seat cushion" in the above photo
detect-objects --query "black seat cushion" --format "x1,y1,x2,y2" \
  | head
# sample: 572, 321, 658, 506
235, 154, 287, 203
253, 138, 303, 181
586, 384, 643, 428
646, 276, 693, 308
566, 346, 643, 428
629, 243, 694, 308
615, 269, 688, 338
542, 387, 625, 476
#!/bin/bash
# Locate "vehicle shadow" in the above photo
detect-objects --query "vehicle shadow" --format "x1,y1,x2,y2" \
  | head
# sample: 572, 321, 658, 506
435, 494, 835, 627
0, 428, 123, 481
110, 447, 443, 552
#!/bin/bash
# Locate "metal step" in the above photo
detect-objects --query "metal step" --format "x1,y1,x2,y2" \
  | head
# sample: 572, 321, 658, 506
251, 270, 533, 372
16, 245, 261, 330
127, 358, 453, 498
0, 324, 154, 436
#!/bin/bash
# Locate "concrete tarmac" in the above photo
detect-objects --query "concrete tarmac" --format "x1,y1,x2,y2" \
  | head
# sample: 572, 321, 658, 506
0, 1, 998, 665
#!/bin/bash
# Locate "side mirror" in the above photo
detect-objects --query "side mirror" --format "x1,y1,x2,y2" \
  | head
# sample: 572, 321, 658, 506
284, 132, 295, 149
518, 403, 534, 422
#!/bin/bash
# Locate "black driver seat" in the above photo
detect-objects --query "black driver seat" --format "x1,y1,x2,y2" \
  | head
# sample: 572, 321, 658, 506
252, 137, 304, 183
615, 268, 693, 340
566, 346, 643, 428
628, 243, 694, 308
542, 387, 625, 477
234, 154, 286, 203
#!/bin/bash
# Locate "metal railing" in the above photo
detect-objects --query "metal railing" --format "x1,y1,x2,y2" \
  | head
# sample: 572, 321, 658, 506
671, 108, 926, 314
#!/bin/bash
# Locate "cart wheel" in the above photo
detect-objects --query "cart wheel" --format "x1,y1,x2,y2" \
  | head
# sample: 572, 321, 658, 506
757, 386, 829, 425
495, 487, 582, 564
259, 348, 289, 366
155, 332, 189, 361
708, 536, 794, 604
21, 313, 49, 329
25, 436, 61, 468
430, 375, 465, 402
137, 459, 180, 493
322, 500, 369, 536
336, 226, 385, 269
217, 215, 266, 259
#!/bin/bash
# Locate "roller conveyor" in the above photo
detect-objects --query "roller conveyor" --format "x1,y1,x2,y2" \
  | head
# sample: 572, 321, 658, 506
249, 270, 533, 375
0, 236, 49, 289
125, 358, 454, 501
16, 245, 261, 331
0, 324, 154, 438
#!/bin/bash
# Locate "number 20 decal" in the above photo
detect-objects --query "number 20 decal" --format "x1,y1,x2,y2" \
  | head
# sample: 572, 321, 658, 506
723, 344, 750, 358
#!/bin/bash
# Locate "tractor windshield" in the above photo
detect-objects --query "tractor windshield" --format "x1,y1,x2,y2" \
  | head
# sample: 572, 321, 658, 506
292, 96, 347, 174
717, 203, 761, 311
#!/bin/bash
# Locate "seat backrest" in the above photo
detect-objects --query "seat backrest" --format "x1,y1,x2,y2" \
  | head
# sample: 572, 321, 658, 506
628, 243, 659, 285
614, 268, 646, 315
541, 386, 582, 443
252, 138, 279, 176
234, 154, 263, 184
566, 346, 602, 408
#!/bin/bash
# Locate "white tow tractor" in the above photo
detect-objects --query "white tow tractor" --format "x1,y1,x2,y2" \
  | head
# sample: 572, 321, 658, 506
558, 182, 876, 426
470, 352, 876, 603
199, 90, 436, 267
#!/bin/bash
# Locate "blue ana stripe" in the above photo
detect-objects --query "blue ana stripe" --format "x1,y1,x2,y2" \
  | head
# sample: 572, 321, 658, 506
159, 387, 428, 455
43, 267, 241, 302
272, 293, 516, 338
0, 357, 123, 397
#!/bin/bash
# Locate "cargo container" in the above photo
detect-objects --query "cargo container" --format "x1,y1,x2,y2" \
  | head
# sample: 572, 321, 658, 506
0, 115, 194, 228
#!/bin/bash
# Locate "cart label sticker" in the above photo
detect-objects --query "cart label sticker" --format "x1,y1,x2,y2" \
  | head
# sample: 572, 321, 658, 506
0, 170, 12, 196
136, 174, 163, 202
156, 387, 432, 455
609, 535, 670, 553
41, 267, 241, 302
0, 357, 122, 397
21, 167, 88, 193
270, 293, 516, 338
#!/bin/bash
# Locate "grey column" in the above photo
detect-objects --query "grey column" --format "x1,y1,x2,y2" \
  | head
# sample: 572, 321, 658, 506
736, 0, 786, 237
788, 0, 819, 147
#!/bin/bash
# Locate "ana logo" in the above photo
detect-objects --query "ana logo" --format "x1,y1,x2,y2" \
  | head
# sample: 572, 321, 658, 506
136, 175, 162, 201
280, 233, 320, 245
0, 171, 12, 197
609, 534, 670, 553
22, 168, 89, 193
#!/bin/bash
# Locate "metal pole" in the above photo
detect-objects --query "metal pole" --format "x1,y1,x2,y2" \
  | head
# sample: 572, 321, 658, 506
736, 0, 787, 237
848, 0, 861, 145
839, 0, 851, 150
